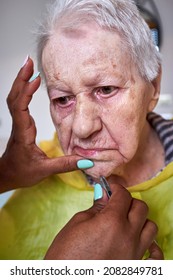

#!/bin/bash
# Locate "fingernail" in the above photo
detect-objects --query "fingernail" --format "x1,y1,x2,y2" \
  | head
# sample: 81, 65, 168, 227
29, 72, 40, 82
21, 55, 29, 68
77, 159, 94, 169
94, 183, 103, 200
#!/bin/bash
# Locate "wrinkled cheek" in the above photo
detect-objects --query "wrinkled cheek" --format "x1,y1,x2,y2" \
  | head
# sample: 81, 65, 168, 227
56, 124, 70, 154
49, 107, 68, 153
56, 125, 70, 154
50, 105, 62, 126
50, 106, 65, 138
84, 157, 125, 178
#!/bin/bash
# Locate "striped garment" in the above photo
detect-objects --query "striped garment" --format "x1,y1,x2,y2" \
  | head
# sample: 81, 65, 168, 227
147, 112, 173, 166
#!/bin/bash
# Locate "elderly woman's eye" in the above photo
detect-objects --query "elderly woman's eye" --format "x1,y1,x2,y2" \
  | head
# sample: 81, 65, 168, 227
53, 96, 75, 107
100, 86, 118, 95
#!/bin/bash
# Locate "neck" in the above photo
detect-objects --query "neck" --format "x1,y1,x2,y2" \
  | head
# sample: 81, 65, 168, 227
112, 120, 165, 187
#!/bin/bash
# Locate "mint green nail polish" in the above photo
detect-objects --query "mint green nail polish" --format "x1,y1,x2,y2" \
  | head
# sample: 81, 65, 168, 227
77, 159, 94, 169
94, 183, 103, 200
29, 72, 40, 82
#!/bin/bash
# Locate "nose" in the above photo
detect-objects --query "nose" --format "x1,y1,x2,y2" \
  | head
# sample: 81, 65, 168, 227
72, 96, 102, 139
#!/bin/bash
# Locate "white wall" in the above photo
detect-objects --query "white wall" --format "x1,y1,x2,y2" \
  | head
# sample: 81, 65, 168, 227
0, 0, 55, 145
155, 0, 173, 95
152, 0, 173, 117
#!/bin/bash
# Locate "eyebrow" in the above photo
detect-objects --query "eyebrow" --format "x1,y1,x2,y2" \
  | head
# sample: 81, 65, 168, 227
47, 75, 102, 91
47, 80, 70, 91
47, 72, 125, 92
82, 73, 103, 87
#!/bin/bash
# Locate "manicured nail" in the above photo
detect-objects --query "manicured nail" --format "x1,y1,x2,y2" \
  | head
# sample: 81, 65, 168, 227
77, 159, 94, 169
21, 55, 29, 68
29, 72, 40, 82
94, 183, 103, 200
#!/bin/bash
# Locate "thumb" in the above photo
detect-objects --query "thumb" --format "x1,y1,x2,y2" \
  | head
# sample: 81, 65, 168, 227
147, 241, 164, 260
88, 183, 109, 214
91, 183, 109, 212
91, 175, 128, 214
41, 155, 87, 175
71, 183, 109, 223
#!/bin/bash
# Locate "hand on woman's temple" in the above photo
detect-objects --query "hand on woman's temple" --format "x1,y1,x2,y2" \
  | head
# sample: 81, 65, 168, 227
0, 57, 82, 193
45, 179, 164, 260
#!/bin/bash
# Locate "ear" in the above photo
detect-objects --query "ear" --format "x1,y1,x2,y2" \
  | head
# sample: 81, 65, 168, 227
148, 66, 162, 112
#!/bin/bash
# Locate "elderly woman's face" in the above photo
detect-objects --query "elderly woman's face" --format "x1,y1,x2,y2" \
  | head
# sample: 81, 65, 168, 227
42, 24, 156, 178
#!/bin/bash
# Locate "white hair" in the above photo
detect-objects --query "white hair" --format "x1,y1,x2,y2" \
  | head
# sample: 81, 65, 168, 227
37, 0, 161, 81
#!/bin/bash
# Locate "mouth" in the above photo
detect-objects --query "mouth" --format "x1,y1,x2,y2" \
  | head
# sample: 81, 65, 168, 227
73, 146, 114, 158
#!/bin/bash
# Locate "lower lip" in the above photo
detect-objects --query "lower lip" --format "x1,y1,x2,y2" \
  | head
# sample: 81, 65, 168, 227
74, 146, 105, 157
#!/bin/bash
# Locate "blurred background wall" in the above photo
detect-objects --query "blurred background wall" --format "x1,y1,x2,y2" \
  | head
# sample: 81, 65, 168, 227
0, 0, 55, 148
0, 0, 173, 205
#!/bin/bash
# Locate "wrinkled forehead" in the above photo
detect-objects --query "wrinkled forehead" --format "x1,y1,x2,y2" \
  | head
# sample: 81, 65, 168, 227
42, 24, 136, 83
43, 23, 129, 59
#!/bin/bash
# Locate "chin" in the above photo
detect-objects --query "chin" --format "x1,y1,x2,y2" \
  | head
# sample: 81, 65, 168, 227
84, 161, 117, 180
